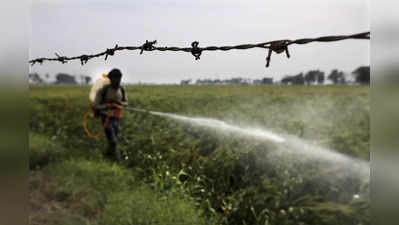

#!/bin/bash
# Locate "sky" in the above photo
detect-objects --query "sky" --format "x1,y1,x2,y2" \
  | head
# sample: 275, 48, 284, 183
29, 0, 369, 84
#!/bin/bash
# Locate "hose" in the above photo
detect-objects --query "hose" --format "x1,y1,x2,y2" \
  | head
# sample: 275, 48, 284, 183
83, 107, 113, 140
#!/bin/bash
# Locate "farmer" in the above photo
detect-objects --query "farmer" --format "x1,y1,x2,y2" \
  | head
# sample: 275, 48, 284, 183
92, 68, 128, 161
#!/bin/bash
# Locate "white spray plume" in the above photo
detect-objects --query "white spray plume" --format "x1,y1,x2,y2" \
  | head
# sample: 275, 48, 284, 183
127, 107, 369, 181
151, 111, 286, 143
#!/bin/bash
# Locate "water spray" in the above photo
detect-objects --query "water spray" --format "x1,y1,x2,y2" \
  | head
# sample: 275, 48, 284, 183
125, 106, 369, 183
125, 107, 285, 143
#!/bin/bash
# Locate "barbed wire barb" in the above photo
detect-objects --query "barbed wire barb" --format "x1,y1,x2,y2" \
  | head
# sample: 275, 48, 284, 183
190, 41, 202, 60
140, 40, 157, 54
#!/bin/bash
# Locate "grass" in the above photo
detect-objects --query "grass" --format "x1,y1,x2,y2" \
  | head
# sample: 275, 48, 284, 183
29, 132, 67, 169
29, 85, 370, 225
30, 134, 211, 225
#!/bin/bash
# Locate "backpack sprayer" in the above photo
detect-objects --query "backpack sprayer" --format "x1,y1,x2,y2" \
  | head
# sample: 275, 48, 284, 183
83, 74, 114, 139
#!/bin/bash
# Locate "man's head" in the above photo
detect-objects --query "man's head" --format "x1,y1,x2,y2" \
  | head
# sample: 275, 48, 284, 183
108, 69, 122, 89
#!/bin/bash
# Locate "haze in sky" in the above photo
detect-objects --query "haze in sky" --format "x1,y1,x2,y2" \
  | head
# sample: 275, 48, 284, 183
29, 0, 369, 84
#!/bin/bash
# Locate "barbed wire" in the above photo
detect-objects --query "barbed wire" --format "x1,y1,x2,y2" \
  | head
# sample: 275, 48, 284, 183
29, 31, 369, 68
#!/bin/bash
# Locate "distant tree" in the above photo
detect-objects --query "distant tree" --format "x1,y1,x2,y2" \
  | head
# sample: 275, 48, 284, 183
55, 73, 77, 85
317, 73, 325, 85
253, 79, 266, 85
305, 70, 324, 85
261, 77, 273, 85
231, 77, 244, 85
294, 73, 305, 85
328, 69, 346, 85
29, 73, 44, 84
352, 66, 370, 85
180, 79, 192, 85
205, 79, 214, 84
85, 76, 92, 85
280, 73, 304, 85
304, 71, 317, 85
281, 76, 291, 85
195, 79, 205, 85
224, 78, 232, 85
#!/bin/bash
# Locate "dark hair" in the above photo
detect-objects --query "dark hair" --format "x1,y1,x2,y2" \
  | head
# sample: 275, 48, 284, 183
108, 68, 122, 79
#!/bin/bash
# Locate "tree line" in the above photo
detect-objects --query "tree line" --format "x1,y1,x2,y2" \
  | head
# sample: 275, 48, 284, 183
29, 66, 369, 86
29, 73, 92, 85
181, 66, 370, 86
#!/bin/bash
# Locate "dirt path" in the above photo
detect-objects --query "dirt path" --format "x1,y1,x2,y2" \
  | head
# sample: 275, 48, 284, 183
30, 170, 81, 225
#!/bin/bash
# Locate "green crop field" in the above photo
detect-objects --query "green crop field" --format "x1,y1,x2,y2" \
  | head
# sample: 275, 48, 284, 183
29, 85, 369, 225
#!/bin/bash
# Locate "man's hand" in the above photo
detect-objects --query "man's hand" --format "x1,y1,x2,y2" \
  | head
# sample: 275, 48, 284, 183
114, 104, 123, 110
109, 97, 124, 106
114, 100, 123, 106
107, 103, 123, 110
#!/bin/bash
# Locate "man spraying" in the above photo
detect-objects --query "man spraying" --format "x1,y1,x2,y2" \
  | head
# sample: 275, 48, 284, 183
92, 68, 128, 161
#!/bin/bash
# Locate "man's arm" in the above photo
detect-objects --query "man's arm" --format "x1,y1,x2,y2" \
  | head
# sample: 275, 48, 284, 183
119, 87, 128, 107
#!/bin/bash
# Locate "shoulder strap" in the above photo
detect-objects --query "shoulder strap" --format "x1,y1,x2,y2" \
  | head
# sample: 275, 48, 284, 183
121, 86, 126, 101
101, 85, 110, 103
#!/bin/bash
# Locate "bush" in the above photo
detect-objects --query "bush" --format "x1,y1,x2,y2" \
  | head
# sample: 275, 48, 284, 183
29, 132, 66, 169
102, 188, 209, 225
47, 159, 212, 225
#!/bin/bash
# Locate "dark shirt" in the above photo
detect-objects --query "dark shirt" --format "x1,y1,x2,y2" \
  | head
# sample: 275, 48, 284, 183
92, 85, 128, 117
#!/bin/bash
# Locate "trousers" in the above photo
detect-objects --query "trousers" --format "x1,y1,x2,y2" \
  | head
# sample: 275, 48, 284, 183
101, 115, 121, 161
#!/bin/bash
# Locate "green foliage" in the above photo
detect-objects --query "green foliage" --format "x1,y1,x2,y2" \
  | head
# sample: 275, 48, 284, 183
40, 212, 89, 225
29, 132, 67, 169
46, 159, 208, 225
102, 187, 209, 225
30, 85, 370, 225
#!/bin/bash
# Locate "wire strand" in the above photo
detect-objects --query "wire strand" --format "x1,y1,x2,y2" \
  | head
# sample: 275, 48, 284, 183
29, 31, 370, 68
